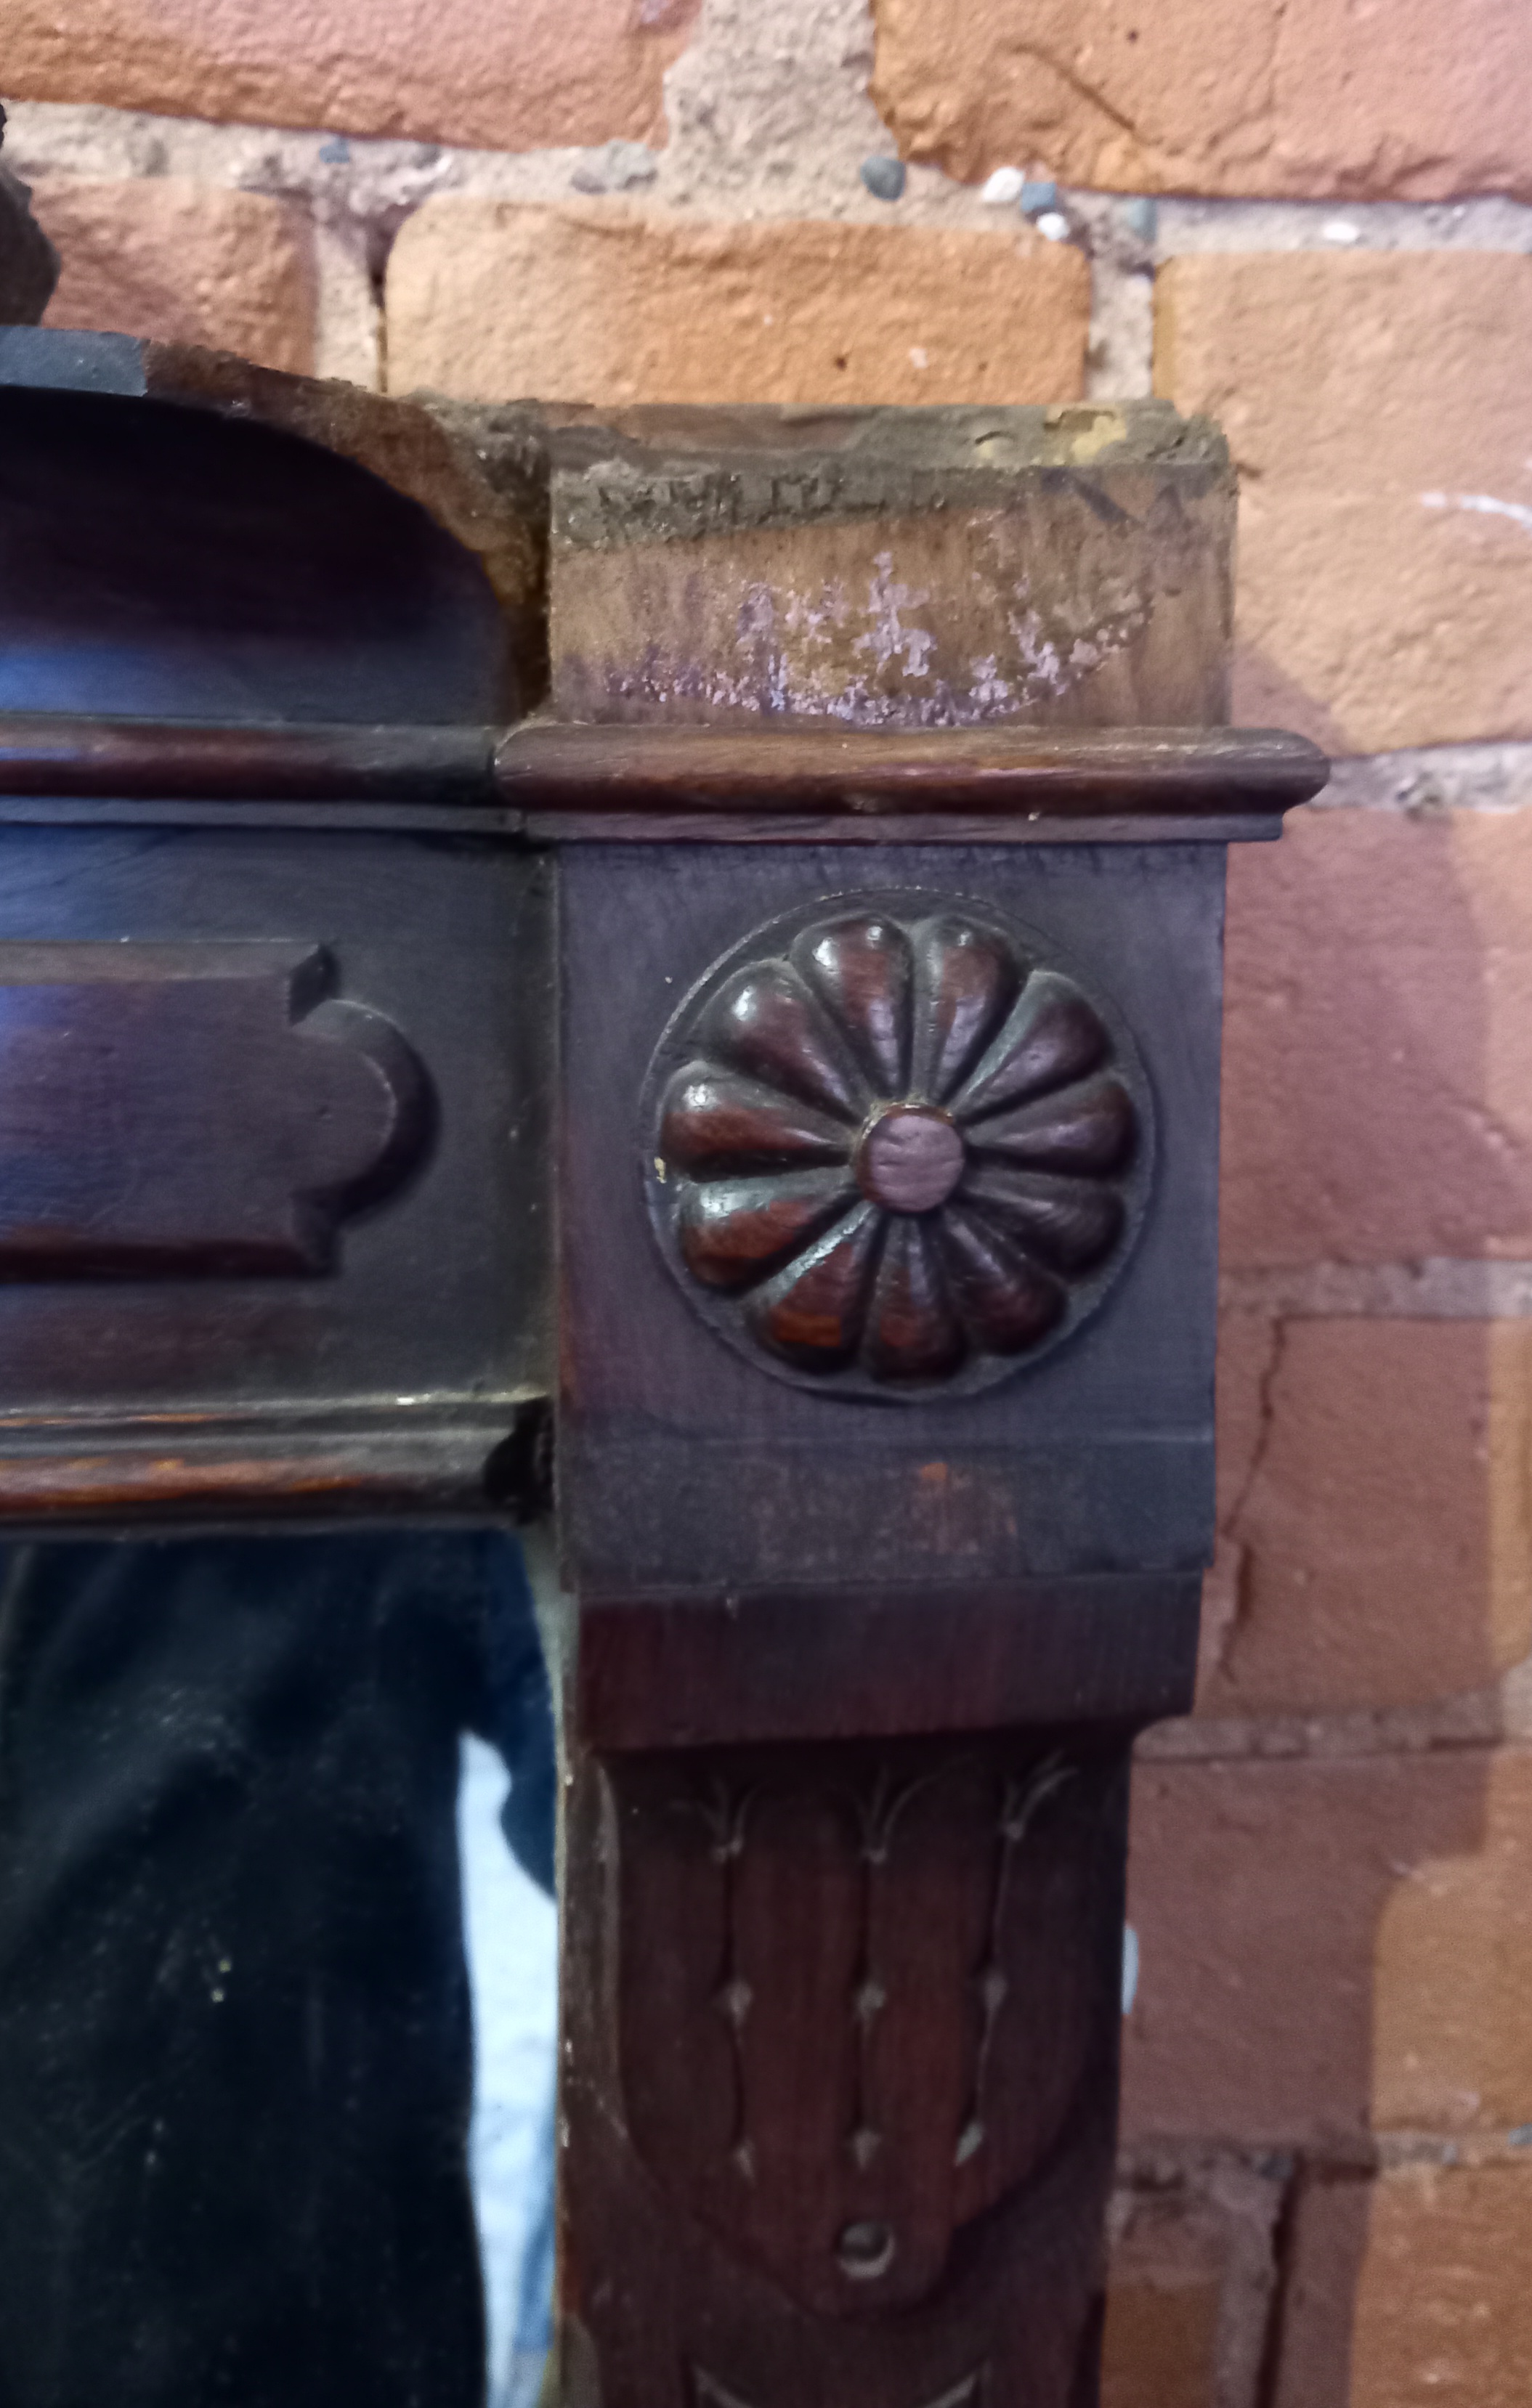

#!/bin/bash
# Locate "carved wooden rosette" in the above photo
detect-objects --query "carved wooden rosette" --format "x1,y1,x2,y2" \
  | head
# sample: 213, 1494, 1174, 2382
645, 898, 1151, 1396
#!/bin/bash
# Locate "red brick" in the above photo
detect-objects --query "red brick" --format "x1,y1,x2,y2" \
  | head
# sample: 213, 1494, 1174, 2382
1222, 809, 1532, 1266
1154, 251, 1532, 752
1276, 2160, 1532, 2408
1122, 1749, 1532, 2147
872, 0, 1532, 202
385, 200, 1090, 407
4, 0, 692, 153
34, 176, 317, 375
1203, 1317, 1532, 1717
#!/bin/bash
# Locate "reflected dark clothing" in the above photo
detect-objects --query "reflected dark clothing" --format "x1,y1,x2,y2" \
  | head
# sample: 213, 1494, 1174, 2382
0, 1532, 554, 2408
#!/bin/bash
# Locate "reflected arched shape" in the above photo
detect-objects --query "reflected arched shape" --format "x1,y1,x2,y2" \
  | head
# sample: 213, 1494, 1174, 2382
647, 897, 1154, 1399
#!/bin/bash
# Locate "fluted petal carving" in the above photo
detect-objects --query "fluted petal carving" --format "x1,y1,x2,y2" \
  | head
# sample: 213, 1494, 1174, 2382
955, 975, 1110, 1122
962, 1168, 1124, 1274
746, 1204, 882, 1370
968, 1078, 1137, 1177
662, 1068, 854, 1176
676, 1169, 857, 1291
649, 902, 1149, 1396
909, 917, 1020, 1104
793, 915, 912, 1095
864, 1219, 966, 1381
700, 962, 866, 1120
939, 1208, 1066, 1355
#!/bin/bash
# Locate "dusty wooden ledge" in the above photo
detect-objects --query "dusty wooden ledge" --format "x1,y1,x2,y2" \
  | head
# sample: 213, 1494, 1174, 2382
0, 712, 1328, 817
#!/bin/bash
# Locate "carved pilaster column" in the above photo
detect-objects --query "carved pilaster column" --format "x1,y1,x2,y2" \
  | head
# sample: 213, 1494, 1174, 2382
549, 404, 1265, 2406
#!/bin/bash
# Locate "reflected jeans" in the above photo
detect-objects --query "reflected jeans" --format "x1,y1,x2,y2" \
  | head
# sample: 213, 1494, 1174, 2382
0, 1532, 556, 2408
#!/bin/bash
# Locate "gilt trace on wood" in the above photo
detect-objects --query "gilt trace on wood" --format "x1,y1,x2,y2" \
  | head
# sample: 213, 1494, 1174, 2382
646, 895, 1151, 1395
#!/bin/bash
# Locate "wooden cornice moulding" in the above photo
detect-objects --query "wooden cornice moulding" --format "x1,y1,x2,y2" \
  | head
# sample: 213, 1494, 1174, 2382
0, 712, 1327, 834
500, 720, 1326, 818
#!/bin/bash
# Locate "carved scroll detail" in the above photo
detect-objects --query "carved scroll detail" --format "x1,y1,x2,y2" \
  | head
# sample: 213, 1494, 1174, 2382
644, 896, 1152, 1396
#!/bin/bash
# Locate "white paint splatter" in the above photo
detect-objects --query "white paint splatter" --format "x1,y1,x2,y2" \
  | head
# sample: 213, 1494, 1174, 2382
1422, 490, 1532, 537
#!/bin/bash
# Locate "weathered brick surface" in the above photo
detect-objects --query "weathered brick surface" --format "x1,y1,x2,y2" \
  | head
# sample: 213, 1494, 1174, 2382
871, 0, 1532, 202
1154, 251, 1532, 753
3, 0, 691, 154
1202, 1317, 1532, 1717
1371, 1752, 1532, 2133
1276, 2160, 1532, 2408
1122, 1749, 1532, 2147
1223, 808, 1532, 1266
386, 200, 1090, 407
1103, 2162, 1280, 2408
34, 176, 317, 374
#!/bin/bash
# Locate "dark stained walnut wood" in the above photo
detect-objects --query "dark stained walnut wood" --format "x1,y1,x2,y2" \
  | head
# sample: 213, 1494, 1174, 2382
0, 712, 1327, 820
0, 1400, 546, 1528
561, 1728, 1130, 2408
0, 940, 430, 1278
643, 896, 1151, 1397
576, 1578, 1200, 1752
497, 720, 1326, 816
0, 822, 555, 1529
0, 713, 499, 803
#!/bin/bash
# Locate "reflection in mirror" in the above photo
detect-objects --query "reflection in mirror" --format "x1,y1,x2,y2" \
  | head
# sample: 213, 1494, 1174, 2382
0, 1533, 556, 2408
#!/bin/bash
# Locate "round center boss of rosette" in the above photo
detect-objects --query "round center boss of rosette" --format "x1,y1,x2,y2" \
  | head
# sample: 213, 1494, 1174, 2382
645, 899, 1153, 1397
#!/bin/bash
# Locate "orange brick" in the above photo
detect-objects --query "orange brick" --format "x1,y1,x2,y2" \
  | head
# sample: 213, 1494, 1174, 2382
1103, 2271, 1220, 2408
385, 200, 1090, 407
872, 0, 1532, 202
1223, 809, 1532, 1266
1203, 1318, 1532, 1717
4, 0, 691, 153
1276, 2160, 1532, 2408
34, 177, 317, 375
1122, 1750, 1532, 2147
1154, 252, 1532, 751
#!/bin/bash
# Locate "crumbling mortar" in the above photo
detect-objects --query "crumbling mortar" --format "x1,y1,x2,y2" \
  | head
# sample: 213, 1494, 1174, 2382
1138, 1697, 1521, 1767
1252, 2149, 1305, 2408
9, 46, 1532, 407
1220, 1257, 1532, 1319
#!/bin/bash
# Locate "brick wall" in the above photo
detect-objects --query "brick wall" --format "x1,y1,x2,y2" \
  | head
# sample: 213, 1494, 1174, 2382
7, 3, 1532, 2395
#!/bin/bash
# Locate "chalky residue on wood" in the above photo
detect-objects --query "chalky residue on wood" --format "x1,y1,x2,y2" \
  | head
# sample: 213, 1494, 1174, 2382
548, 401, 1233, 727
